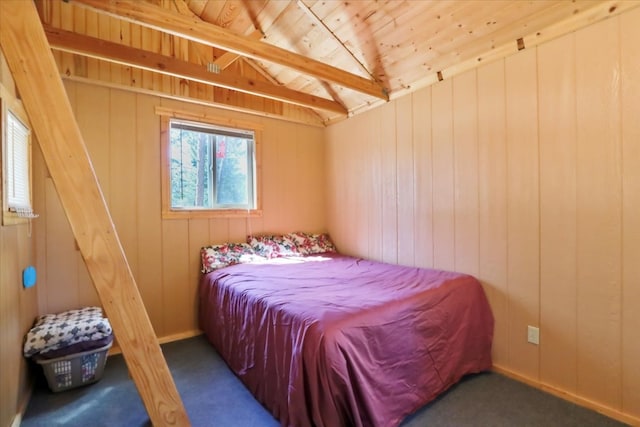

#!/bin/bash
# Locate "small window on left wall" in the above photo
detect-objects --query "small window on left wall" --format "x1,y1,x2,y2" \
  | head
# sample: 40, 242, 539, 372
1, 97, 36, 225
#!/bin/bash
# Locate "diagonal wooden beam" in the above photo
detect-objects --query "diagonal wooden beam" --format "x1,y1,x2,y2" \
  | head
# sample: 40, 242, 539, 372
0, 2, 190, 426
44, 25, 347, 115
214, 30, 263, 70
68, 0, 389, 100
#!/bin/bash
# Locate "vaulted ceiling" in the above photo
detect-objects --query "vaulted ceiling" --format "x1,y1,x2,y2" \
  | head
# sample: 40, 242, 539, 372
37, 0, 638, 126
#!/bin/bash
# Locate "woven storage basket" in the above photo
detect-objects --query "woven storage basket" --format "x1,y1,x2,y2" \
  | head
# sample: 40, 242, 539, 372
35, 343, 112, 392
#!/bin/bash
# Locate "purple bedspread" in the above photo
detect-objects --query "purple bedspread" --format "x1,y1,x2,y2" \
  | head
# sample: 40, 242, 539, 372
199, 254, 494, 427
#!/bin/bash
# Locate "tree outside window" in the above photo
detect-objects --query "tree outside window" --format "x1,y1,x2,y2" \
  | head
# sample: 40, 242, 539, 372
159, 109, 261, 219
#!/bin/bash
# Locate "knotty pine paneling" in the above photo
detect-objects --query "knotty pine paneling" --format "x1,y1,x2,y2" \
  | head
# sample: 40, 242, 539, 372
325, 9, 639, 424
129, 22, 143, 89
97, 13, 112, 83
33, 81, 326, 339
620, 7, 640, 418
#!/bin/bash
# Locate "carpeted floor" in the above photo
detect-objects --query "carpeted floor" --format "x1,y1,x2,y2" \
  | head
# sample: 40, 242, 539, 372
21, 335, 627, 427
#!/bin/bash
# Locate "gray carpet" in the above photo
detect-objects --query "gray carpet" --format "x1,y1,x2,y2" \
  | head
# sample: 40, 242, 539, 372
21, 335, 627, 427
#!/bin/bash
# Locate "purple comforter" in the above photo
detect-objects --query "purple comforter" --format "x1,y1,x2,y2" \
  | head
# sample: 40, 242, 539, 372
199, 254, 494, 427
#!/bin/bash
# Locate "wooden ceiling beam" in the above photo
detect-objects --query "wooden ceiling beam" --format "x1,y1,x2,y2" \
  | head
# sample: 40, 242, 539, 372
172, 1, 263, 72
0, 2, 190, 426
44, 26, 348, 115
68, 0, 389, 101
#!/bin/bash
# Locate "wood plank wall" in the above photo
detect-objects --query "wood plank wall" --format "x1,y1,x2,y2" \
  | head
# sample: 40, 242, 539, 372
0, 53, 39, 427
33, 80, 326, 339
326, 9, 640, 423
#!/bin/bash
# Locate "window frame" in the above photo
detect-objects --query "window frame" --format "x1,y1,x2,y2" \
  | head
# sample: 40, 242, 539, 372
1, 93, 33, 226
158, 107, 263, 219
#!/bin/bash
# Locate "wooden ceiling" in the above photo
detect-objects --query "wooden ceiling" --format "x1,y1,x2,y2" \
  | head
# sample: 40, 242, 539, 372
36, 0, 638, 126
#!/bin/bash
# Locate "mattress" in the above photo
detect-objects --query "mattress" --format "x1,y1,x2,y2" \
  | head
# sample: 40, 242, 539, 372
199, 253, 494, 427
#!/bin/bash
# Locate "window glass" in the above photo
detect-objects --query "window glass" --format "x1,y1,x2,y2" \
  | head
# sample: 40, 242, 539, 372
169, 120, 255, 210
159, 110, 261, 219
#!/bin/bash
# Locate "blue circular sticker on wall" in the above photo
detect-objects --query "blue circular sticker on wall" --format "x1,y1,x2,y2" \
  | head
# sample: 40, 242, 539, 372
23, 266, 37, 288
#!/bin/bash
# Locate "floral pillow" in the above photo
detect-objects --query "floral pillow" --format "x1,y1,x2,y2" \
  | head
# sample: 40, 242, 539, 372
201, 243, 255, 273
247, 234, 300, 259
288, 232, 336, 255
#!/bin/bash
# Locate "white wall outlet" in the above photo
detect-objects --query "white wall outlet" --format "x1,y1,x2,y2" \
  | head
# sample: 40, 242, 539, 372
527, 325, 540, 345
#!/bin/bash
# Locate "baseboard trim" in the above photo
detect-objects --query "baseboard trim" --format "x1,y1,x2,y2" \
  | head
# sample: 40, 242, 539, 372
11, 413, 22, 427
492, 364, 639, 426
12, 383, 32, 427
158, 329, 204, 345
108, 329, 203, 356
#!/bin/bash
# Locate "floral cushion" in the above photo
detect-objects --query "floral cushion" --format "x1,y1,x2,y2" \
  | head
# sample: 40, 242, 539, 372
288, 232, 336, 255
201, 243, 256, 273
247, 234, 300, 259
23, 306, 113, 358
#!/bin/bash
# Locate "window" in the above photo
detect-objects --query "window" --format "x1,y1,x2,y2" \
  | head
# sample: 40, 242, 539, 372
169, 119, 255, 209
1, 96, 34, 225
159, 108, 262, 219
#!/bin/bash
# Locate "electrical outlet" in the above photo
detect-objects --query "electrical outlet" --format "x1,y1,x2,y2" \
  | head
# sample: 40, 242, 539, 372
527, 326, 540, 345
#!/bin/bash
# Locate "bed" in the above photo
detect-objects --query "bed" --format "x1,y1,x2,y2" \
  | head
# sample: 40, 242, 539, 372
199, 239, 494, 427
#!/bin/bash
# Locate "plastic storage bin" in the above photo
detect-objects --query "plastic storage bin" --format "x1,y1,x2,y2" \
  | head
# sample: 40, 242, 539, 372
35, 342, 112, 392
